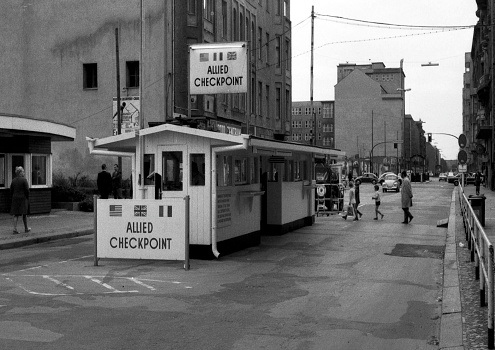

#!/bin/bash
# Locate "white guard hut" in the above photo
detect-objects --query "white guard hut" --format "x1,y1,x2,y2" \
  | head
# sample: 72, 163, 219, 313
87, 124, 345, 259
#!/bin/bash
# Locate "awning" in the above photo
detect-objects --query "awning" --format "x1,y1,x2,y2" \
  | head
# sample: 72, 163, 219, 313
0, 113, 75, 141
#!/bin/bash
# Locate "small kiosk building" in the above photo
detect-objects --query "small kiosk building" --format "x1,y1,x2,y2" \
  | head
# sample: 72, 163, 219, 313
87, 124, 345, 258
0, 114, 76, 214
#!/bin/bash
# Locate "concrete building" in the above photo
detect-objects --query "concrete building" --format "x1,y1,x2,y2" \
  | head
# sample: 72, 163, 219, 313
471, 0, 494, 189
0, 0, 292, 177
334, 62, 405, 175
291, 101, 335, 148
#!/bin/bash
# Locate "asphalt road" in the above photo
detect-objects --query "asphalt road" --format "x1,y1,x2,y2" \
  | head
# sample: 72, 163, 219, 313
0, 182, 452, 350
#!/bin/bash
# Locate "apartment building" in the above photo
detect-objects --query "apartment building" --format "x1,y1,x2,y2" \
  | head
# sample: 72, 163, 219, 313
291, 101, 335, 148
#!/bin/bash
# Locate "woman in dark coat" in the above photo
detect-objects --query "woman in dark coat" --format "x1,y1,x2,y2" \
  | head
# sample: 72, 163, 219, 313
10, 166, 30, 234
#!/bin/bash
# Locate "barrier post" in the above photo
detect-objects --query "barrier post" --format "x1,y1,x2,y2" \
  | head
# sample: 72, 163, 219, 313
93, 195, 98, 266
184, 195, 190, 271
480, 236, 485, 306
489, 246, 494, 349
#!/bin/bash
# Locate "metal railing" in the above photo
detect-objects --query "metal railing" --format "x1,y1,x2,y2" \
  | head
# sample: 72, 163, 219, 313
458, 185, 494, 348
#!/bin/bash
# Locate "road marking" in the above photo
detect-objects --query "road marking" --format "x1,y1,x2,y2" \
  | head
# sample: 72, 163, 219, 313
128, 277, 156, 291
84, 276, 137, 293
42, 275, 74, 290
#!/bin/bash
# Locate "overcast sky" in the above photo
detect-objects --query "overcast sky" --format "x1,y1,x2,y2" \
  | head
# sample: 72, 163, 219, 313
290, 1, 478, 160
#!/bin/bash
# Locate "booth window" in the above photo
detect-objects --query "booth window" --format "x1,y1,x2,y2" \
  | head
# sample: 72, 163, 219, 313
144, 154, 155, 185
234, 157, 248, 185
191, 154, 205, 186
162, 151, 183, 191
31, 155, 47, 186
218, 155, 232, 186
0, 154, 5, 187
294, 161, 301, 181
283, 160, 293, 182
250, 157, 259, 184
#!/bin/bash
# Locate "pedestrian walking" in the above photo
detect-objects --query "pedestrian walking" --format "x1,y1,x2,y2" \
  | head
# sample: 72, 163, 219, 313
372, 184, 384, 220
10, 166, 30, 234
342, 181, 358, 221
475, 170, 482, 195
400, 170, 414, 224
112, 164, 123, 199
97, 164, 112, 199
354, 181, 363, 218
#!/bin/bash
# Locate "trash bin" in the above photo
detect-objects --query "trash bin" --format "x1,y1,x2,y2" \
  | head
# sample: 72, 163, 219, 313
468, 194, 486, 227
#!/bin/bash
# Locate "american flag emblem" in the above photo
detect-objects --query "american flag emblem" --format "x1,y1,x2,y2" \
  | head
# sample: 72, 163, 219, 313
159, 205, 173, 218
227, 51, 237, 60
134, 205, 147, 217
109, 205, 122, 217
200, 53, 209, 62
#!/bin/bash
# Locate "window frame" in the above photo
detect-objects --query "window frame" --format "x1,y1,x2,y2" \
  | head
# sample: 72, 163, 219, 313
83, 63, 98, 90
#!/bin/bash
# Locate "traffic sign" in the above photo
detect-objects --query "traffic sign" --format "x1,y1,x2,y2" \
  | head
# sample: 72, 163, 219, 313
457, 149, 468, 164
458, 164, 467, 173
458, 134, 467, 148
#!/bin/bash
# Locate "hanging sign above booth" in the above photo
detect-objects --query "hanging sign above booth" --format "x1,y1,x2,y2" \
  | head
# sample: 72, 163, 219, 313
189, 42, 248, 95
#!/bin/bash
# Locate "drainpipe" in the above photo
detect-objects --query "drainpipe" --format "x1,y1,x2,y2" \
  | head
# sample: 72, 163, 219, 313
211, 141, 248, 258
86, 137, 136, 198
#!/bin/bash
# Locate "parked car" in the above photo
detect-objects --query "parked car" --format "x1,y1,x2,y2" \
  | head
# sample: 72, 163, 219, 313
354, 172, 378, 185
438, 173, 447, 182
382, 174, 401, 192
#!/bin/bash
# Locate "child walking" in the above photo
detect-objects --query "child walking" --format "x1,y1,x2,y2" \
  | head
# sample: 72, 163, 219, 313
372, 184, 384, 220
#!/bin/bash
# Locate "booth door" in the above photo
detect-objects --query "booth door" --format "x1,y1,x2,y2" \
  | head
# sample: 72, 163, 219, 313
157, 145, 188, 197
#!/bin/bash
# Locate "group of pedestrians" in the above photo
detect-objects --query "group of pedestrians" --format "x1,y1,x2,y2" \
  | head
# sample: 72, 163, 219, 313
97, 163, 123, 199
342, 170, 414, 224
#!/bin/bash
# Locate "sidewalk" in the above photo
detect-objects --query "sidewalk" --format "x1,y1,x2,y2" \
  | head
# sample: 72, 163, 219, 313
0, 209, 94, 250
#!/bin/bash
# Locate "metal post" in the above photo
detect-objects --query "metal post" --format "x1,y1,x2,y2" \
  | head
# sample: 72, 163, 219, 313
488, 245, 494, 348
310, 6, 315, 145
481, 237, 486, 306
184, 195, 190, 271
115, 28, 123, 172
93, 195, 98, 266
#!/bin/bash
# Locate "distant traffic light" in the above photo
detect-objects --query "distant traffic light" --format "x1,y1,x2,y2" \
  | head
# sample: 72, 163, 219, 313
427, 133, 432, 142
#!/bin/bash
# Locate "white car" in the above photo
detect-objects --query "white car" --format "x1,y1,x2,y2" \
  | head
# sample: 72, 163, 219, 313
382, 174, 401, 192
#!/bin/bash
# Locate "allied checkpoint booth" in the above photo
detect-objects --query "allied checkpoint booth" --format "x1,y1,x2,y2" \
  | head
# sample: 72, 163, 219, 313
87, 124, 345, 260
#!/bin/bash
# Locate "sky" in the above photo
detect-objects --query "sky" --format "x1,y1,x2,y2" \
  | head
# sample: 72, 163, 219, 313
290, 0, 478, 160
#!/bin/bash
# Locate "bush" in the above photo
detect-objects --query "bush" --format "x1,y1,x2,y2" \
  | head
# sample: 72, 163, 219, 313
52, 172, 89, 202
79, 196, 94, 212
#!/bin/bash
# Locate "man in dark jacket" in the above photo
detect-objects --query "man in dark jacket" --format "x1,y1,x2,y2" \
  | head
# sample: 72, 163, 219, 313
97, 164, 112, 199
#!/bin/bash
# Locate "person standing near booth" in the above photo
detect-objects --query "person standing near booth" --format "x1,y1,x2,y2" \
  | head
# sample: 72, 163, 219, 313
10, 166, 30, 234
112, 164, 123, 199
475, 170, 482, 195
400, 170, 414, 224
97, 164, 112, 199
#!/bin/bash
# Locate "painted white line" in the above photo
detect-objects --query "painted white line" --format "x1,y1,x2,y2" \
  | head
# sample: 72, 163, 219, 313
128, 277, 156, 291
84, 276, 138, 293
42, 275, 75, 290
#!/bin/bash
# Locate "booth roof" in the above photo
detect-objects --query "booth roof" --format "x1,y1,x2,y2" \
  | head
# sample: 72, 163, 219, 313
0, 113, 76, 141
89, 123, 346, 159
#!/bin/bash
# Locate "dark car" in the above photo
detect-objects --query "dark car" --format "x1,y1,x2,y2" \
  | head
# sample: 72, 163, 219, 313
354, 172, 378, 185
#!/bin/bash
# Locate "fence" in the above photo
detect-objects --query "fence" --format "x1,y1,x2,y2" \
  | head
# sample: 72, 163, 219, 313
458, 185, 494, 348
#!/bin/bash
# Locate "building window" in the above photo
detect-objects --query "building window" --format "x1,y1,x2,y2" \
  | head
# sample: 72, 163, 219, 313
233, 9, 238, 40
11, 155, 24, 182
31, 155, 47, 186
265, 33, 270, 63
162, 151, 183, 191
219, 156, 232, 186
275, 36, 281, 67
239, 10, 244, 40
258, 27, 263, 60
266, 85, 270, 117
204, 0, 214, 21
276, 0, 281, 15
191, 154, 205, 186
126, 61, 139, 88
83, 63, 98, 89
276, 87, 281, 120
251, 21, 256, 59
222, 1, 228, 37
285, 38, 290, 71
0, 154, 5, 187
258, 81, 263, 116
188, 0, 197, 14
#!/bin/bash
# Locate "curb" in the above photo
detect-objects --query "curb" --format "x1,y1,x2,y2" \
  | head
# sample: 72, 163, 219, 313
439, 190, 464, 350
0, 229, 93, 250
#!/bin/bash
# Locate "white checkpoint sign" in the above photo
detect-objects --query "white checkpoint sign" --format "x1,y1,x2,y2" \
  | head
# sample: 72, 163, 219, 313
96, 199, 185, 261
189, 42, 248, 95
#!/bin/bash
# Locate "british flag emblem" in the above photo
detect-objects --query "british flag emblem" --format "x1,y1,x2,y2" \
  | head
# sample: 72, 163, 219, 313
134, 205, 147, 217
227, 52, 237, 60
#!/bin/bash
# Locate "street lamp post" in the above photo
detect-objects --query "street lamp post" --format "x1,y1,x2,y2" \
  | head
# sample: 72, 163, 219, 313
397, 87, 411, 174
